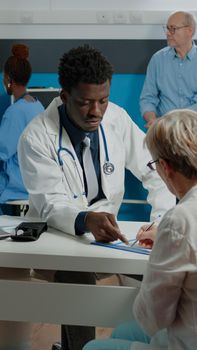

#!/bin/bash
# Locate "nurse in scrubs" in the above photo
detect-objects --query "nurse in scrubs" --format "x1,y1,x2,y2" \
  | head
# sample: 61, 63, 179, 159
0, 43, 44, 214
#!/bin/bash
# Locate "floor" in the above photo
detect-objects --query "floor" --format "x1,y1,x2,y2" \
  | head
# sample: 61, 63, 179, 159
31, 275, 119, 350
31, 324, 112, 350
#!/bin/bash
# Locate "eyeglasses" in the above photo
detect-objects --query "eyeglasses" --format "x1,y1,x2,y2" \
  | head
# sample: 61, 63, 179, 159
147, 159, 159, 171
163, 25, 189, 35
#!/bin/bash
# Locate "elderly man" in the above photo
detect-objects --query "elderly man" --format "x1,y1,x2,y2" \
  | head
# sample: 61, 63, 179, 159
140, 11, 197, 128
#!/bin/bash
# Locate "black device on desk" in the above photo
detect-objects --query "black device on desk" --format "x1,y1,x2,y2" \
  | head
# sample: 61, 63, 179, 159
11, 222, 48, 241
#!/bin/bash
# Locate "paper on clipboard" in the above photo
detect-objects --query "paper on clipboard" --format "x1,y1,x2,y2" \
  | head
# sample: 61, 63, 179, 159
91, 239, 151, 255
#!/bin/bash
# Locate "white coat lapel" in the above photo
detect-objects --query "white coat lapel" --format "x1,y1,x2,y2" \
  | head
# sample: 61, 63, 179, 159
43, 99, 85, 201
60, 126, 84, 184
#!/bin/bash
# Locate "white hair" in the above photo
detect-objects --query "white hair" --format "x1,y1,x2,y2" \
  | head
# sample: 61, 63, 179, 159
145, 109, 197, 179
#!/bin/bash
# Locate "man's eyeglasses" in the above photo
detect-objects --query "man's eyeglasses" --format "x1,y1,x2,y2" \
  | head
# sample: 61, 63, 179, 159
163, 25, 189, 35
147, 159, 159, 171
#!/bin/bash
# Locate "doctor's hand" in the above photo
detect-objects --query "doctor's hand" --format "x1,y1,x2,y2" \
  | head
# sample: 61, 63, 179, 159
136, 224, 158, 249
85, 212, 129, 244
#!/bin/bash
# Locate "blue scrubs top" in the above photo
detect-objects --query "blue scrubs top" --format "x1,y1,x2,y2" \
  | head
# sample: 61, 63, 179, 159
0, 97, 44, 203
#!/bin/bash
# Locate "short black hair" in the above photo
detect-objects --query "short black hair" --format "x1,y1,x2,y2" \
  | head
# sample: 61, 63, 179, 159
58, 45, 114, 92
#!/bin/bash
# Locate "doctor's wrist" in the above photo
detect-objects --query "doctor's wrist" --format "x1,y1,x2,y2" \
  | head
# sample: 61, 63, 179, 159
75, 211, 88, 235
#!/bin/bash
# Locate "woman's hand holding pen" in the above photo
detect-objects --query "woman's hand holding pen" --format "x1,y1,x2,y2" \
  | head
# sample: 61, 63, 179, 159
85, 211, 129, 244
136, 222, 157, 249
134, 215, 161, 248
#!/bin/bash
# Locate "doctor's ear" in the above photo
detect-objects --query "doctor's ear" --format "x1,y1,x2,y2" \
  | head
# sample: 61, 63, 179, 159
60, 89, 69, 103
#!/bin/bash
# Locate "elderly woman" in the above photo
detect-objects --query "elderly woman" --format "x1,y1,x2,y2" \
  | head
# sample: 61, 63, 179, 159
83, 109, 197, 350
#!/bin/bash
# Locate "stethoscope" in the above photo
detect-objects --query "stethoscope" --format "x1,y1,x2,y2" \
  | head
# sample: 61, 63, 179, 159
57, 121, 115, 176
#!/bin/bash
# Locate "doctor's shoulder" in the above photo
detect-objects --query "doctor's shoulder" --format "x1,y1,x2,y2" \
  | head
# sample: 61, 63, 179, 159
105, 101, 132, 126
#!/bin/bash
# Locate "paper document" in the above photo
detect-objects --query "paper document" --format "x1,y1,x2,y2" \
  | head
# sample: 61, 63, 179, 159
91, 239, 151, 255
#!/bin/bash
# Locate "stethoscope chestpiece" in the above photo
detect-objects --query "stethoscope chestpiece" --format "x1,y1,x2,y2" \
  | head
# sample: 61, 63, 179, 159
103, 162, 115, 175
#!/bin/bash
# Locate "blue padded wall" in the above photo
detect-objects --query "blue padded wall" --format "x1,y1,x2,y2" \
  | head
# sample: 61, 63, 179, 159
110, 74, 151, 221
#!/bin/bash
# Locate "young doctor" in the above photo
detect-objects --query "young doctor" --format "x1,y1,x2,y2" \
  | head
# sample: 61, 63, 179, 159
18, 45, 175, 350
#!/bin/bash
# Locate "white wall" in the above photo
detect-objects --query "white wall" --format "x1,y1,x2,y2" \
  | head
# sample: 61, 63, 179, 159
0, 0, 197, 39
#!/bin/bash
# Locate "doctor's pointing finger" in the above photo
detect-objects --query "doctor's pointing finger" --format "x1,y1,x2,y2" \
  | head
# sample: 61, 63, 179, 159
85, 212, 129, 244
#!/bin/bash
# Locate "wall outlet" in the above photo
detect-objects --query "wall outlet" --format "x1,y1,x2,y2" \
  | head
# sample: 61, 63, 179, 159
96, 11, 111, 24
129, 11, 142, 24
20, 12, 34, 24
113, 11, 128, 24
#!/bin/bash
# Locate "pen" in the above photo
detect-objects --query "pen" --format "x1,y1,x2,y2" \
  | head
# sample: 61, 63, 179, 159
128, 221, 155, 247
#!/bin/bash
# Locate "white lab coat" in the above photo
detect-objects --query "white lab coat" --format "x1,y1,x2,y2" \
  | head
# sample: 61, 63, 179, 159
133, 185, 197, 350
18, 97, 175, 235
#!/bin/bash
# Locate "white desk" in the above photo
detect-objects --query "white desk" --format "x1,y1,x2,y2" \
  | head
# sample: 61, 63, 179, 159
0, 219, 149, 327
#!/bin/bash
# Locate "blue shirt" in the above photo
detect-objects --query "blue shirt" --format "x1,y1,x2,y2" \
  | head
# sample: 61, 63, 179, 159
140, 43, 197, 117
0, 97, 44, 203
58, 104, 105, 234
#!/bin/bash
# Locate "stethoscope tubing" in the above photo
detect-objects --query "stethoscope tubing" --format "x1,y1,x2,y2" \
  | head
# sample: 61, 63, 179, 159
57, 119, 115, 198
100, 124, 109, 162
58, 122, 109, 166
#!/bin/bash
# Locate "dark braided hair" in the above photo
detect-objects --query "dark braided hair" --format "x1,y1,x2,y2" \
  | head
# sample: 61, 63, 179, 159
4, 43, 32, 86
58, 45, 114, 92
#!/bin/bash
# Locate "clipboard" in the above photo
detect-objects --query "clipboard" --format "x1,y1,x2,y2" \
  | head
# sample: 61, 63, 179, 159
91, 239, 151, 255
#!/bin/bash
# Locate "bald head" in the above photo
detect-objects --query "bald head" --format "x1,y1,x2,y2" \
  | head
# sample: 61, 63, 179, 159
168, 11, 196, 36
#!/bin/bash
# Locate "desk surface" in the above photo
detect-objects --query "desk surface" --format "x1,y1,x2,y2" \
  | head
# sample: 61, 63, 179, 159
0, 218, 148, 326
0, 218, 148, 275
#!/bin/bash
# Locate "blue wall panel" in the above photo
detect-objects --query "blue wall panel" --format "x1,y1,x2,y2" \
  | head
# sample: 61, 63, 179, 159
110, 74, 146, 131
110, 74, 151, 221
